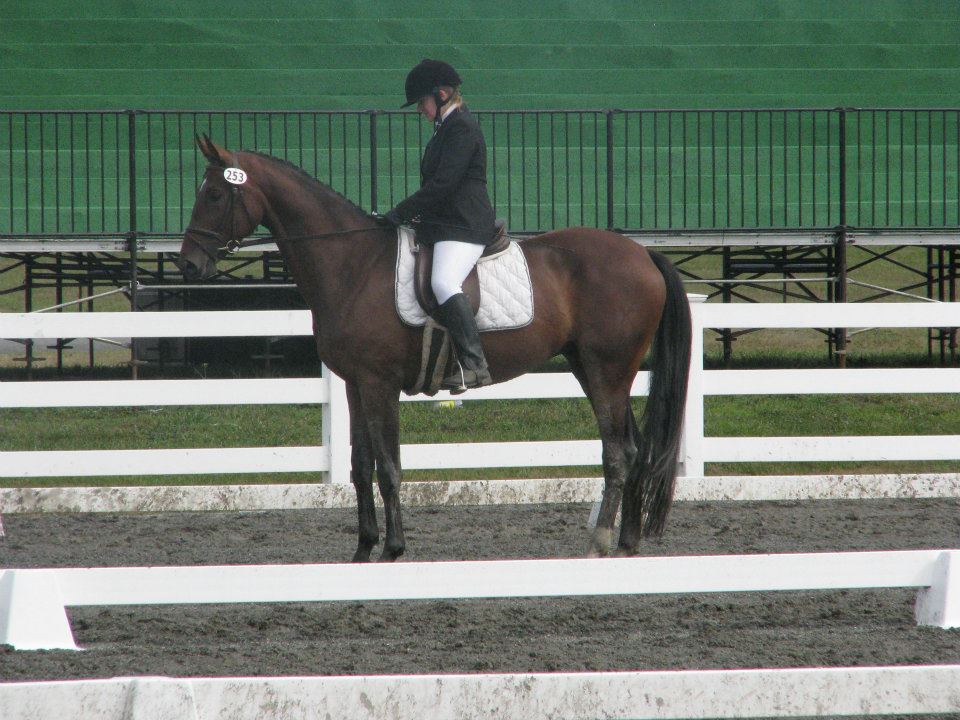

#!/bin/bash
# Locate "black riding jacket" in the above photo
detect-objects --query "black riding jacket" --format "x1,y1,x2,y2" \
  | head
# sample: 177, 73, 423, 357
394, 106, 497, 246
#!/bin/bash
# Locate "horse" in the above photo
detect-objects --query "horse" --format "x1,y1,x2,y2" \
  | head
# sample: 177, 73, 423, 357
176, 136, 692, 563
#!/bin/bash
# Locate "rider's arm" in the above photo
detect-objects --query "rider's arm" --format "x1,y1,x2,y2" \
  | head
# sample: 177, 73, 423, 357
393, 121, 477, 221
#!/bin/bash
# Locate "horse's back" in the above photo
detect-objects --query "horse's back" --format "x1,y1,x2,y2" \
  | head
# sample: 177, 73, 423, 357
525, 226, 665, 299
520, 227, 666, 354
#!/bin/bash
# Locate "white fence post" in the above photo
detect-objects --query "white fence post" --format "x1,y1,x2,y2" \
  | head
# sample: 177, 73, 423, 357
0, 570, 78, 651
321, 365, 351, 484
915, 550, 960, 628
681, 294, 707, 478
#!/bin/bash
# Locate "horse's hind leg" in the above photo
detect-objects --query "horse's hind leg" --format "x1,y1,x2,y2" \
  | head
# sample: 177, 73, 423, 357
346, 382, 379, 562
564, 349, 634, 558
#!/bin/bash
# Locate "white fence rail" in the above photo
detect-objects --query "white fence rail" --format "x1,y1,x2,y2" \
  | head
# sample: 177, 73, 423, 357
1, 550, 959, 718
0, 303, 960, 482
1, 302, 959, 486
4, 304, 960, 718
2, 549, 958, 652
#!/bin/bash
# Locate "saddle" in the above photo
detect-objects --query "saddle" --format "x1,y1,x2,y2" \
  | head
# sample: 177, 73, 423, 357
413, 219, 509, 320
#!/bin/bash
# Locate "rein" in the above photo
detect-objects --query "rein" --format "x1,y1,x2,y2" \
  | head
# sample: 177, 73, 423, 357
215, 217, 504, 255
223, 225, 389, 253
185, 162, 495, 256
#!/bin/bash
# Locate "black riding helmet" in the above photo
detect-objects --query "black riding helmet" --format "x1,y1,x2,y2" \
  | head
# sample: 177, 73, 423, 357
402, 59, 462, 108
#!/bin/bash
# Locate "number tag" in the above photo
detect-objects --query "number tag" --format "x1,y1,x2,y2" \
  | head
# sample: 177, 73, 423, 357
224, 167, 247, 185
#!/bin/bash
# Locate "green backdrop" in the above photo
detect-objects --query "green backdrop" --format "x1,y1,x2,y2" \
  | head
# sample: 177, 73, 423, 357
3, 1, 959, 111
3, 2, 959, 235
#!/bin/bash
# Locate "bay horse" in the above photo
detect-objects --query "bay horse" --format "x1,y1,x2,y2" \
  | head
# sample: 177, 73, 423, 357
176, 136, 691, 562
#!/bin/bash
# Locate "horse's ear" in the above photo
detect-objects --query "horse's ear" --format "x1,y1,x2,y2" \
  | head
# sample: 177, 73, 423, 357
196, 134, 228, 167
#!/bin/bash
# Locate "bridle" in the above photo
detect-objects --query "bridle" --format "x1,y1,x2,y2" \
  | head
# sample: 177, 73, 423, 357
183, 165, 259, 258
184, 163, 394, 258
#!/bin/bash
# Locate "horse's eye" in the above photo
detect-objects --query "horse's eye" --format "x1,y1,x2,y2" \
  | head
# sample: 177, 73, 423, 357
206, 188, 224, 202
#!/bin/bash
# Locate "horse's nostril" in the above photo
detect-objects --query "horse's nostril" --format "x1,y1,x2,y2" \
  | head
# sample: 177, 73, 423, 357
175, 256, 199, 280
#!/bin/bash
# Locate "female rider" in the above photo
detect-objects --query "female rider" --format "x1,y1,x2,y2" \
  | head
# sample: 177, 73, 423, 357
380, 59, 497, 393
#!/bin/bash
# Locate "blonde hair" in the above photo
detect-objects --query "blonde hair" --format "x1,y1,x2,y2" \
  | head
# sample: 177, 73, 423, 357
439, 85, 463, 110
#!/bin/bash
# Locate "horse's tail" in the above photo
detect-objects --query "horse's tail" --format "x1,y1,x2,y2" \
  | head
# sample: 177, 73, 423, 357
623, 250, 692, 540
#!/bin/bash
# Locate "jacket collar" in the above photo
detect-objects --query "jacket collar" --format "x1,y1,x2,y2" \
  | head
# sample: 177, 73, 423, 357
435, 105, 463, 132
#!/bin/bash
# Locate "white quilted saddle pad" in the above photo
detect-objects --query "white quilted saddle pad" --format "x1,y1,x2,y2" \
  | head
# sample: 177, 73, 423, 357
395, 227, 534, 331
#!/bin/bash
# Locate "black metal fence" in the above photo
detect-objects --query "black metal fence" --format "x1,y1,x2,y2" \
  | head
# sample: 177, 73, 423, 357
2, 108, 959, 238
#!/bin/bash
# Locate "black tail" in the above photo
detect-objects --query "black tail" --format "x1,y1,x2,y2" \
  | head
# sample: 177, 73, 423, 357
624, 250, 692, 540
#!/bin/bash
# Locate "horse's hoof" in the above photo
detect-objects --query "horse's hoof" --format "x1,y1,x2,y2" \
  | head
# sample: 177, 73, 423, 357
379, 545, 405, 562
352, 549, 373, 563
586, 542, 611, 558
587, 529, 613, 558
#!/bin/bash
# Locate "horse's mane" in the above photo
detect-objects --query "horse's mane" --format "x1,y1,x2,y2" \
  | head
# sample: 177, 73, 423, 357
242, 150, 370, 220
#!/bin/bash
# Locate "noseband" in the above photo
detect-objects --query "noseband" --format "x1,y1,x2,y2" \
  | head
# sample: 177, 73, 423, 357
184, 168, 258, 258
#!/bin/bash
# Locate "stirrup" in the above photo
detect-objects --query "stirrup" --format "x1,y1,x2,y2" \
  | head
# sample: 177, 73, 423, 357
441, 360, 491, 395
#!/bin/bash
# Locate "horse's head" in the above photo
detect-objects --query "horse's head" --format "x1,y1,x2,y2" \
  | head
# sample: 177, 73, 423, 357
175, 136, 266, 281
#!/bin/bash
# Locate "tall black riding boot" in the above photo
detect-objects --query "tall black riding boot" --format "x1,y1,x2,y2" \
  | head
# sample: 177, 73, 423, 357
438, 293, 492, 394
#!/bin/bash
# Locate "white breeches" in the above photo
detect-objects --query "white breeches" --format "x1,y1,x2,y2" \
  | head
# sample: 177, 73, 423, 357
431, 240, 485, 305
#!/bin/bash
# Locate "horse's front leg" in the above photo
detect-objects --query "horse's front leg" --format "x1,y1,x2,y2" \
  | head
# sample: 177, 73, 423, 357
346, 381, 379, 562
358, 381, 405, 562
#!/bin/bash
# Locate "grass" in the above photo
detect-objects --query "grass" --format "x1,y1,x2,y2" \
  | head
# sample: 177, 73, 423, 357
1, 392, 957, 488
705, 393, 960, 476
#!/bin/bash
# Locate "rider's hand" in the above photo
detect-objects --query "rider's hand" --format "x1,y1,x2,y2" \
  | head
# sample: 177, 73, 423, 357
373, 208, 402, 228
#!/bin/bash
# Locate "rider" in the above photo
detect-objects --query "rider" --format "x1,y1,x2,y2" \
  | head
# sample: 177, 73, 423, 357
379, 59, 497, 393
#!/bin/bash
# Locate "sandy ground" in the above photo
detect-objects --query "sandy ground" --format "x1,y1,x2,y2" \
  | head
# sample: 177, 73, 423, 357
1, 498, 959, 693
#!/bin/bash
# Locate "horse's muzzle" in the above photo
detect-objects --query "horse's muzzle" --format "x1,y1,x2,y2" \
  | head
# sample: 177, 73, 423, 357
174, 254, 211, 281
175, 234, 219, 281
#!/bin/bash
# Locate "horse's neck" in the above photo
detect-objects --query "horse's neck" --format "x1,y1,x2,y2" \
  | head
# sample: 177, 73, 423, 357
258, 169, 385, 315
262, 175, 364, 238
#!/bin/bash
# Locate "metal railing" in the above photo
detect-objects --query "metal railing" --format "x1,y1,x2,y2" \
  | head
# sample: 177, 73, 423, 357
1, 108, 959, 239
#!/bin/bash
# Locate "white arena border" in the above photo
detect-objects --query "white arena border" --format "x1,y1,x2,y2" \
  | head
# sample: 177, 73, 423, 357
4, 665, 960, 720
3, 551, 960, 718
3, 472, 960, 514
2, 549, 958, 652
